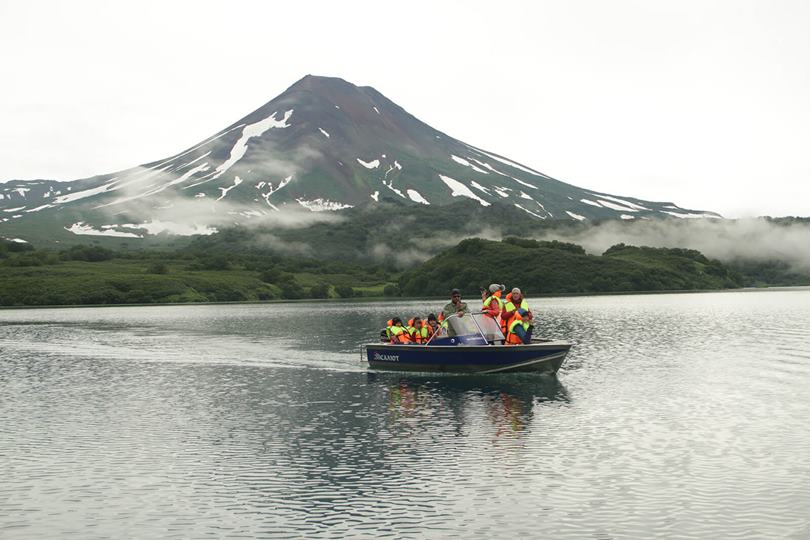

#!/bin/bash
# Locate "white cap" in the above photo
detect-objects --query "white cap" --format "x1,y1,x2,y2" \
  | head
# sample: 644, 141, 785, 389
489, 283, 500, 293
511, 287, 522, 294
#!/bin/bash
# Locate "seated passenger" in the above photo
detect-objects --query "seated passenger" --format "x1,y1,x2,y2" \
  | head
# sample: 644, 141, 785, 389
425, 313, 440, 340
387, 317, 411, 344
505, 311, 534, 345
407, 317, 428, 344
501, 287, 531, 335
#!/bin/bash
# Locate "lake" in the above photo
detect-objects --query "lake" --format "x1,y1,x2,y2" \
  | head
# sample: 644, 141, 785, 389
2, 289, 810, 538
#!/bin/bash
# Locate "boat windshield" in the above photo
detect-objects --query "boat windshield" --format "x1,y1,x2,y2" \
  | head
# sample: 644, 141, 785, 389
443, 313, 505, 342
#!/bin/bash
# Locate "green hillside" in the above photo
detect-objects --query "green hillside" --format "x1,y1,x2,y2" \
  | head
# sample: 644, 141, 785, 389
0, 239, 396, 306
398, 237, 744, 296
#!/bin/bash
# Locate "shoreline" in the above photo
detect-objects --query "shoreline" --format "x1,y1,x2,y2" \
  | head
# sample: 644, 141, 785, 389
2, 285, 808, 311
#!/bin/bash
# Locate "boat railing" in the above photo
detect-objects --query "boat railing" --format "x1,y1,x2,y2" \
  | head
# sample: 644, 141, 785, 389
424, 311, 498, 346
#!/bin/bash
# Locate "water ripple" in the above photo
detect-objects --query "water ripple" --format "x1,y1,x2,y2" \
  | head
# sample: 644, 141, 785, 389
1, 290, 810, 538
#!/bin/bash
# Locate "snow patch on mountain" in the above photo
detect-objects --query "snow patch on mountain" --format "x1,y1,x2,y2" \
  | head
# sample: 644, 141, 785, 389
439, 175, 490, 206
357, 158, 380, 169
450, 154, 489, 174
470, 181, 491, 195
139, 163, 211, 201
151, 124, 244, 171
177, 151, 211, 171
591, 194, 650, 211
117, 220, 218, 236
580, 199, 602, 208
382, 179, 406, 199
566, 211, 586, 221
406, 189, 430, 205
66, 221, 142, 238
296, 198, 353, 211
54, 178, 119, 204
514, 204, 545, 219
95, 165, 175, 207
394, 161, 402, 170
217, 176, 243, 201
260, 175, 293, 199
370, 191, 379, 202
621, 214, 636, 220
660, 210, 719, 219
597, 199, 638, 212
467, 145, 550, 179
207, 109, 293, 182
319, 128, 330, 138
25, 204, 54, 213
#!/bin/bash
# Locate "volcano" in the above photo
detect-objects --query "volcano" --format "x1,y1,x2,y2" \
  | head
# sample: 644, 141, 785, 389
0, 75, 718, 242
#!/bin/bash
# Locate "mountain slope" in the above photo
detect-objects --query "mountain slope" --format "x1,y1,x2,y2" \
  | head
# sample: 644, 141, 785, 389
0, 75, 719, 243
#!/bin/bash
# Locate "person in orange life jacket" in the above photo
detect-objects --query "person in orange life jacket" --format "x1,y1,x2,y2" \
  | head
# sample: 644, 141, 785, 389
503, 288, 533, 344
481, 283, 504, 319
506, 311, 534, 344
387, 317, 411, 344
425, 313, 440, 339
406, 317, 429, 344
502, 287, 531, 323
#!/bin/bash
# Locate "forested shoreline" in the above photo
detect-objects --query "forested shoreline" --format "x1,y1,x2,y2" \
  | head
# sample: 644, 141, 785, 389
3, 233, 808, 307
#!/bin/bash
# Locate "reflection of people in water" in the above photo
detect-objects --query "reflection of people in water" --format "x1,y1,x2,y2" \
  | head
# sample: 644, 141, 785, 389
387, 380, 422, 419
382, 378, 539, 440
486, 392, 527, 438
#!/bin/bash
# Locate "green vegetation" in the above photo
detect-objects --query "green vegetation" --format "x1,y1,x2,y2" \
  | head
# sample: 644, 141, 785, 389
399, 237, 744, 296
0, 238, 397, 306
3, 218, 810, 307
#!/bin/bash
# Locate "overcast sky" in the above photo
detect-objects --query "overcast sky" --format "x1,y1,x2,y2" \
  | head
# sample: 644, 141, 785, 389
1, 0, 808, 217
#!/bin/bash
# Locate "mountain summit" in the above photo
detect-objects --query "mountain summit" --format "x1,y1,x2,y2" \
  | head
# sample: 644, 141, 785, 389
0, 75, 718, 241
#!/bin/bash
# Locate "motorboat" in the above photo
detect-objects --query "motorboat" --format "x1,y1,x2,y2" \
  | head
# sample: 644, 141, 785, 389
364, 313, 572, 374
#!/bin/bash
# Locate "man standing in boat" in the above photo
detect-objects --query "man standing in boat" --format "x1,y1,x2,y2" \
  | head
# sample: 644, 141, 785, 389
440, 288, 469, 321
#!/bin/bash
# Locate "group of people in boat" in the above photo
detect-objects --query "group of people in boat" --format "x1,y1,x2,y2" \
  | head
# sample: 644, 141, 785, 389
383, 284, 534, 346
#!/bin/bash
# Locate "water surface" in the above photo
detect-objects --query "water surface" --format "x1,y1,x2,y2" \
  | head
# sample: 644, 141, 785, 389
2, 289, 810, 538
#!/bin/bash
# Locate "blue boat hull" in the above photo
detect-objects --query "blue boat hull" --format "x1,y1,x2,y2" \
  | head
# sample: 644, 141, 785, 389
365, 341, 571, 374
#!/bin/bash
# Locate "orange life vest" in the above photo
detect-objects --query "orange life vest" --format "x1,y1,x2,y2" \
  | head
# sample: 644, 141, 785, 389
391, 326, 411, 344
505, 312, 526, 345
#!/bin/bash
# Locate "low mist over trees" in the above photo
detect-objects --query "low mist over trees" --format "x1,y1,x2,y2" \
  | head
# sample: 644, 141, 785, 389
1, 217, 808, 307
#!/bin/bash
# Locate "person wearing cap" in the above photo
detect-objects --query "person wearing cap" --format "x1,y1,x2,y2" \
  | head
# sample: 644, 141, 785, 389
440, 289, 469, 321
505, 310, 534, 345
481, 283, 504, 320
502, 288, 532, 342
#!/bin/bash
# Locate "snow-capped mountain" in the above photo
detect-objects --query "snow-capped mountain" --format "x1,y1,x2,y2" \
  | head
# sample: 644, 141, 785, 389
0, 75, 718, 242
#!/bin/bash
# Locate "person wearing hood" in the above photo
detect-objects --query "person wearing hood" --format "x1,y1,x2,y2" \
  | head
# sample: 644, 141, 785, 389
481, 283, 504, 320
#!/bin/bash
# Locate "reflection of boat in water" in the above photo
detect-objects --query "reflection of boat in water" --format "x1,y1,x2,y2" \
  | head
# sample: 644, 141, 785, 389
364, 313, 572, 374
370, 372, 569, 437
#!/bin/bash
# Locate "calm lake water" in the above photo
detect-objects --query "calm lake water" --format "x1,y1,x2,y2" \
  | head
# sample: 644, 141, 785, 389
2, 289, 810, 539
